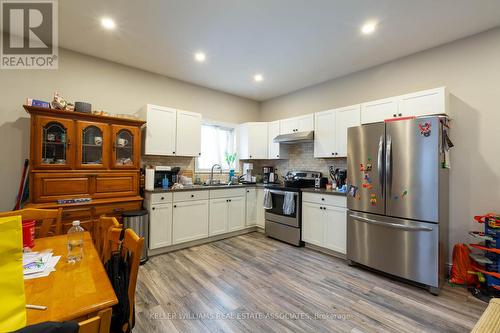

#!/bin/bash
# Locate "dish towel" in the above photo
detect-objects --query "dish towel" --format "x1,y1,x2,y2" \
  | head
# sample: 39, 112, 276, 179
263, 189, 273, 209
283, 192, 295, 215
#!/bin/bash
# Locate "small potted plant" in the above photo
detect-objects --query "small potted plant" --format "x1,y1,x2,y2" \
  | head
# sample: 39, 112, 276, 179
224, 152, 237, 182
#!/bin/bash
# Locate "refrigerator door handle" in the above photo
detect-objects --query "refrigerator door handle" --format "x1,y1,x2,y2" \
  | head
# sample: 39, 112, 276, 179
386, 135, 392, 197
349, 214, 434, 232
377, 135, 384, 198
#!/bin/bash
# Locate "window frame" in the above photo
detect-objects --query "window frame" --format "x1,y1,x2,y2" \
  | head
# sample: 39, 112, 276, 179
195, 120, 239, 173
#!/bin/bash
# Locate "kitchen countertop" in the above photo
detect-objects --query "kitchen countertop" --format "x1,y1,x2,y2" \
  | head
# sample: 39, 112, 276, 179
145, 183, 266, 193
301, 188, 347, 196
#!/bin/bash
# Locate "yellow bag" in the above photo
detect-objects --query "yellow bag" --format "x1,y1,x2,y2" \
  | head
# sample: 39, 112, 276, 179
0, 215, 26, 331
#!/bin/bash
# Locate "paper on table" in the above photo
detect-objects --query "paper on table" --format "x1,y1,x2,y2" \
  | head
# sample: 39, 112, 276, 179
24, 256, 61, 280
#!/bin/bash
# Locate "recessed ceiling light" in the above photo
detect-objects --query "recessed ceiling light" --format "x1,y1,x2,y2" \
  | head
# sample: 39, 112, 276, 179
361, 21, 377, 35
254, 74, 263, 82
194, 52, 206, 62
101, 17, 116, 30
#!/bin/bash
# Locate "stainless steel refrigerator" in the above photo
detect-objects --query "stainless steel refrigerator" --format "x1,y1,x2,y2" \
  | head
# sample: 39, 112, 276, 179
346, 116, 448, 294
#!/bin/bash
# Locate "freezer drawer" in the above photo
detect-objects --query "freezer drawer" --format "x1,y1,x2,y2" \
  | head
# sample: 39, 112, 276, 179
347, 211, 439, 287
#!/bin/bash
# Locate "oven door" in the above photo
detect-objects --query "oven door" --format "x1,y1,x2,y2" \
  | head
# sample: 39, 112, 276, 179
265, 190, 300, 227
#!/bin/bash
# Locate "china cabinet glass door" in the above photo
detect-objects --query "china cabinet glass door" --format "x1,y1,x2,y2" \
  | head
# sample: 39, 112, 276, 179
111, 125, 139, 168
37, 116, 74, 168
76, 121, 109, 169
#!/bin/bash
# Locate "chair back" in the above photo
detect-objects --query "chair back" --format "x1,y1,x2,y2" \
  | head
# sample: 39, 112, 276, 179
104, 227, 144, 332
0, 208, 62, 238
95, 216, 121, 262
78, 308, 112, 333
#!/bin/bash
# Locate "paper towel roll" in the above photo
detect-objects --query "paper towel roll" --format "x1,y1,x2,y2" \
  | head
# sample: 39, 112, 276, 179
145, 168, 155, 191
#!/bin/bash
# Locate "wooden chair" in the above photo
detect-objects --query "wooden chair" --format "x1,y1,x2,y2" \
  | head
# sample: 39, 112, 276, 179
0, 208, 62, 238
95, 216, 121, 262
103, 227, 144, 332
79, 308, 112, 333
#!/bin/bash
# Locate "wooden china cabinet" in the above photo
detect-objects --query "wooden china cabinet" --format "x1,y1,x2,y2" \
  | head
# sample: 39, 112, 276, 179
24, 105, 145, 237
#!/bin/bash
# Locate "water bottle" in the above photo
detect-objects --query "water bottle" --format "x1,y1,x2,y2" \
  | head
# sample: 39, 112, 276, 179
67, 220, 84, 263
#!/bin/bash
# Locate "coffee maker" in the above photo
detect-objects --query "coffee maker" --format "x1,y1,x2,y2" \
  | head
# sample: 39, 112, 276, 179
241, 163, 254, 183
262, 166, 275, 184
145, 166, 180, 190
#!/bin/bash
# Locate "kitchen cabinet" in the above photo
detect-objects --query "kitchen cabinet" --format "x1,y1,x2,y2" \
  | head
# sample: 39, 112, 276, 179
239, 122, 268, 159
361, 87, 448, 124
139, 104, 202, 157
267, 121, 288, 159
209, 198, 229, 236
314, 105, 360, 158
256, 188, 265, 228
324, 205, 347, 253
172, 200, 209, 244
313, 110, 336, 158
245, 188, 257, 226
302, 193, 347, 254
228, 196, 246, 232
149, 203, 173, 249
279, 114, 314, 134
25, 106, 144, 239
111, 125, 141, 169
334, 105, 361, 157
141, 104, 177, 156
175, 110, 202, 157
302, 202, 324, 246
398, 87, 448, 118
361, 97, 398, 124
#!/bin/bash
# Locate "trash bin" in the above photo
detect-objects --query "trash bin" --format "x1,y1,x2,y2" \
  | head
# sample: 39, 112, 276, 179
122, 210, 148, 264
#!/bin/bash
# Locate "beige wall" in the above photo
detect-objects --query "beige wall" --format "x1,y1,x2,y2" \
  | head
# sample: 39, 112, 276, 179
261, 27, 500, 258
0, 48, 260, 210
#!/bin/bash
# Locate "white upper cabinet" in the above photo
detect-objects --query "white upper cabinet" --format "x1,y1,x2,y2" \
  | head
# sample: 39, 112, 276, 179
239, 122, 268, 159
279, 114, 314, 134
361, 97, 398, 124
141, 104, 177, 156
314, 105, 360, 158
398, 87, 448, 118
335, 105, 360, 157
314, 110, 336, 158
361, 87, 448, 124
139, 104, 202, 157
268, 120, 288, 160
176, 110, 201, 157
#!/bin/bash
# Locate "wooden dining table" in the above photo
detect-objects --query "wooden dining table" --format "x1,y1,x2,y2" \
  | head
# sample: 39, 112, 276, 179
25, 232, 118, 325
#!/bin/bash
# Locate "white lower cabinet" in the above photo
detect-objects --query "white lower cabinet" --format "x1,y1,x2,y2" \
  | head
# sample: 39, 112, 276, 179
245, 188, 257, 226
149, 203, 173, 249
172, 200, 209, 244
209, 198, 229, 236
256, 188, 265, 228
228, 196, 246, 232
324, 205, 347, 253
301, 202, 324, 246
302, 194, 347, 254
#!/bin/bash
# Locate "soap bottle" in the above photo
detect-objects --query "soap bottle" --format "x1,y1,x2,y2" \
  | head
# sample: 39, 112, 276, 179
162, 175, 169, 189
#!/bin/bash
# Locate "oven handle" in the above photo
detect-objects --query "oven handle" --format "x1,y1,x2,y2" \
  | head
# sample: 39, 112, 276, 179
269, 190, 298, 196
350, 214, 433, 232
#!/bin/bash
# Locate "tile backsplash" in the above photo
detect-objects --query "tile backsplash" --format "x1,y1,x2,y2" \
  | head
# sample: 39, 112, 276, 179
142, 142, 347, 184
244, 142, 347, 183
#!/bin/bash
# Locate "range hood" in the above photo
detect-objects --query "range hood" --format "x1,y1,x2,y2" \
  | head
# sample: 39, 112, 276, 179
273, 131, 314, 144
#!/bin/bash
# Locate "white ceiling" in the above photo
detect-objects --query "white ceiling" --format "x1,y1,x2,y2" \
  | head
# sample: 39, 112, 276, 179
58, 0, 500, 101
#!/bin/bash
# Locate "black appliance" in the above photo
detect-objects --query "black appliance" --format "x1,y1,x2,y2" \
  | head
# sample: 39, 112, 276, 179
329, 166, 347, 188
265, 170, 321, 246
262, 166, 274, 184
153, 166, 180, 188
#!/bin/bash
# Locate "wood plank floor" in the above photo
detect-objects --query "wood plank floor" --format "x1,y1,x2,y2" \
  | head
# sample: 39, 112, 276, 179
135, 232, 486, 333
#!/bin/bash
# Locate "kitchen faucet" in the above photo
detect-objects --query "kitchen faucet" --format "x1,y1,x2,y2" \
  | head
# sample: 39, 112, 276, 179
209, 164, 222, 185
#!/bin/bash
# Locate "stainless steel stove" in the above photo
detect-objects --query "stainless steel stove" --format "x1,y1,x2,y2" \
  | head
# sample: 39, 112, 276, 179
265, 171, 321, 246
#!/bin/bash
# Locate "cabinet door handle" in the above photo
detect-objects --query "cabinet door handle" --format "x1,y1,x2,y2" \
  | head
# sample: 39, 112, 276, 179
172, 151, 175, 154
152, 207, 155, 210
198, 153, 201, 156
161, 196, 164, 200
321, 198, 325, 201
191, 194, 194, 198
174, 205, 177, 208
398, 113, 402, 117
393, 114, 397, 117
249, 155, 252, 158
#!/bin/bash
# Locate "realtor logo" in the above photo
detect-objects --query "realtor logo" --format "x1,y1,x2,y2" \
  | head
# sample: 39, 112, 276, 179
1, 0, 58, 69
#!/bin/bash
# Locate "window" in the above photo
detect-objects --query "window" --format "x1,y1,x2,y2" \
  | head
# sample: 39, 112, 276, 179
196, 123, 238, 172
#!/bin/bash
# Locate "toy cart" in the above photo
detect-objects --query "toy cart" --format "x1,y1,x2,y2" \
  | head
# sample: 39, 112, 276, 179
469, 214, 500, 290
